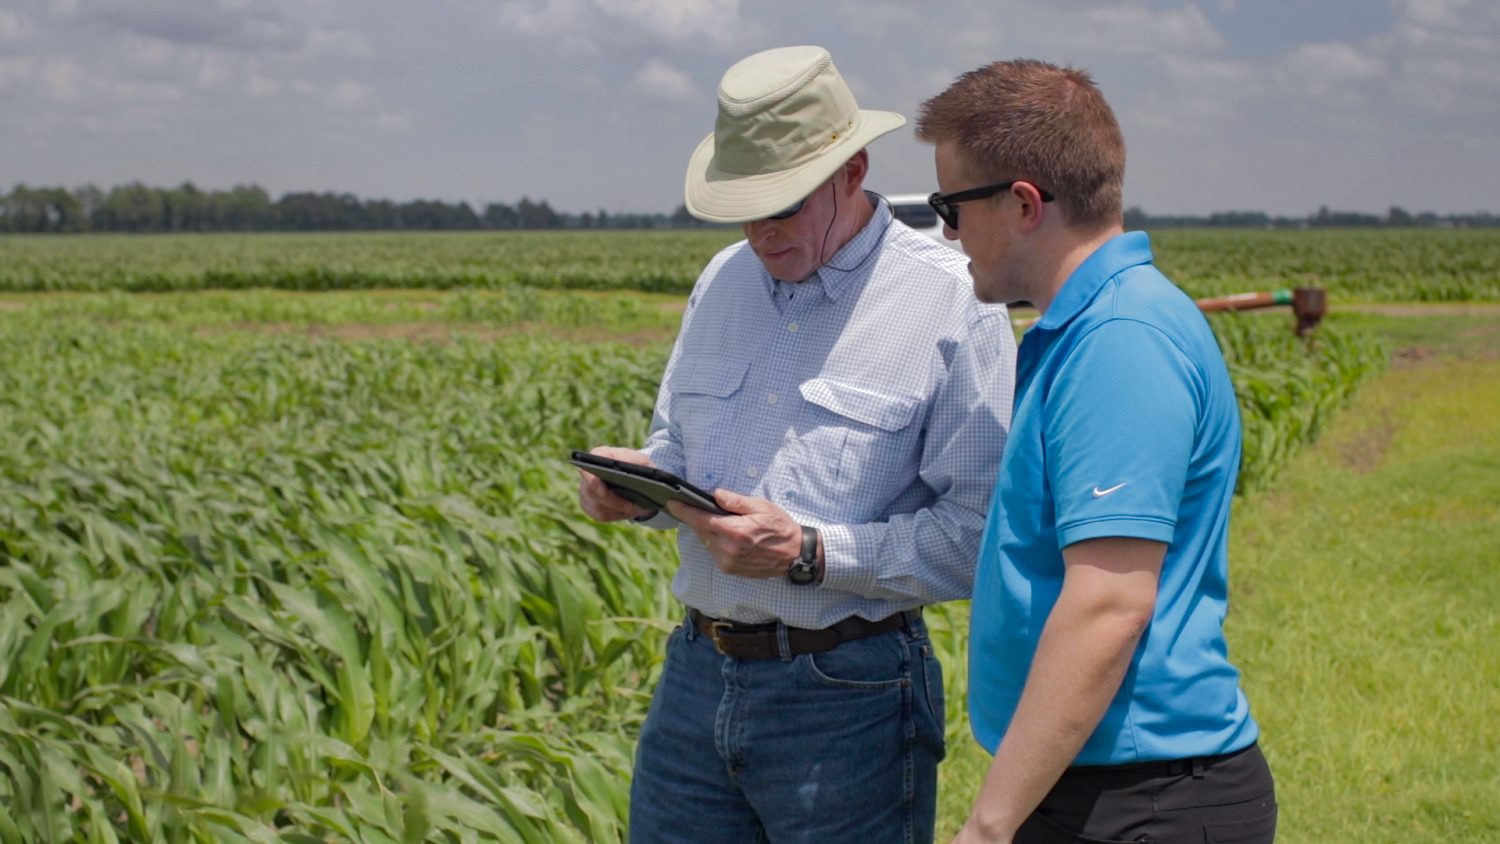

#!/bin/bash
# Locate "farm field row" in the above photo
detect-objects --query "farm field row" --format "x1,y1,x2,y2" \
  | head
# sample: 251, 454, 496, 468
2, 227, 1497, 301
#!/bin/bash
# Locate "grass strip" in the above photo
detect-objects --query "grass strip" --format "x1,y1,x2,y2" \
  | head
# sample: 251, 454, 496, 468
938, 312, 1500, 840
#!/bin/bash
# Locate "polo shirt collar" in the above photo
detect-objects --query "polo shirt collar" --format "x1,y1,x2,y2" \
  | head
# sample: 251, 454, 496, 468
1034, 231, 1154, 331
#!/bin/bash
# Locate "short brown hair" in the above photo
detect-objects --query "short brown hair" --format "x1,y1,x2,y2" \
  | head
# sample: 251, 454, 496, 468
916, 59, 1125, 230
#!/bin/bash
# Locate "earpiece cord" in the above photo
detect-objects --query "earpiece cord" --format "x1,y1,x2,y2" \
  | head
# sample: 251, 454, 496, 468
818, 188, 894, 275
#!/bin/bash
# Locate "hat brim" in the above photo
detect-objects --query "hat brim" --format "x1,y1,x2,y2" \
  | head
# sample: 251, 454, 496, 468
683, 109, 907, 224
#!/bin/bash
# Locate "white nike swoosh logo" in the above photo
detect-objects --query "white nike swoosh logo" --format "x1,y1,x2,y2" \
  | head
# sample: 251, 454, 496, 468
1092, 483, 1128, 498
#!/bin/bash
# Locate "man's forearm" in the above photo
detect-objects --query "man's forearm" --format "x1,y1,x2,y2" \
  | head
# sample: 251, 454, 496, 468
965, 543, 1161, 840
967, 599, 1143, 837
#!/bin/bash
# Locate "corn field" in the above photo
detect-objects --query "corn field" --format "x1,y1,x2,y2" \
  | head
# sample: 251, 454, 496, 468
1, 229, 1496, 301
1, 271, 1386, 838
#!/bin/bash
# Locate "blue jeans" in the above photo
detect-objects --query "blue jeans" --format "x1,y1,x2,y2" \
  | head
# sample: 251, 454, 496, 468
629, 611, 946, 844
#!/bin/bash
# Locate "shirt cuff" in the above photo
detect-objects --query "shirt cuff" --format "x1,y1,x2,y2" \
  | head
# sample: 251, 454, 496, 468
813, 524, 875, 593
1057, 516, 1176, 548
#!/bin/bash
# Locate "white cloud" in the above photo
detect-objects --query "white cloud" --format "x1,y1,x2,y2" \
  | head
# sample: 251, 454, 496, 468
632, 57, 696, 100
376, 111, 413, 131
326, 80, 372, 110
1158, 54, 1254, 87
1271, 41, 1385, 106
1077, 4, 1227, 54
498, 0, 582, 33
594, 0, 740, 44
39, 57, 86, 103
497, 0, 595, 51
91, 1, 299, 51
0, 10, 37, 41
495, 0, 740, 49
1391, 19, 1500, 52
0, 56, 36, 91
122, 34, 178, 67
246, 72, 280, 97
1397, 0, 1467, 29
306, 28, 374, 59
1128, 55, 1256, 136
193, 51, 235, 89
1280, 42, 1384, 80
1382, 0, 1500, 112
831, 0, 924, 42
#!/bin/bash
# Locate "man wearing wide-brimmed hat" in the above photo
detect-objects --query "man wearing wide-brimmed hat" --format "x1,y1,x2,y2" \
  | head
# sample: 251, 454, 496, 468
578, 45, 1016, 843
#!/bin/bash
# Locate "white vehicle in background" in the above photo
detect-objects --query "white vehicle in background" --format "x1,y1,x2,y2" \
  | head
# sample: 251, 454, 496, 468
882, 193, 961, 252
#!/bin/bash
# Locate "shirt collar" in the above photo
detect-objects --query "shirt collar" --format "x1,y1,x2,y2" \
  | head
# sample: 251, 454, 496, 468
1034, 231, 1154, 331
760, 191, 893, 305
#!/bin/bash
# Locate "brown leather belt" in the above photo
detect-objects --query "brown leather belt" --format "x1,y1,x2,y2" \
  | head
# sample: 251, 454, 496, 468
690, 608, 913, 659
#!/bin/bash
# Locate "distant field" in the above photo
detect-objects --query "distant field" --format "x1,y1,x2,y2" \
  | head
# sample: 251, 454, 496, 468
1, 227, 1497, 300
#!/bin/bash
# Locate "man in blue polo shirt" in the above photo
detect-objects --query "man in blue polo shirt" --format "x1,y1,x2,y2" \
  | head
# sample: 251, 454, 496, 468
917, 60, 1277, 842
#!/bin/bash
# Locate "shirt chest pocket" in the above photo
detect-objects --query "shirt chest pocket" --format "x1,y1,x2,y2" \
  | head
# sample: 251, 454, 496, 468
793, 377, 926, 514
668, 356, 751, 484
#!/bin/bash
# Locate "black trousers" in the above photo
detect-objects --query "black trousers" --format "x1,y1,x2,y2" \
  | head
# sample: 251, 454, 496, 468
1016, 742, 1276, 843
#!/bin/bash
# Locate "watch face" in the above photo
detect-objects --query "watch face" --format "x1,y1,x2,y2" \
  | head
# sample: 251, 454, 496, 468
787, 560, 818, 585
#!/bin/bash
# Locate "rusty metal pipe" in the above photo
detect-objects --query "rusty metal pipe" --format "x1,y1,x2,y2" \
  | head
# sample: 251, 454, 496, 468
1012, 287, 1327, 335
1195, 289, 1295, 312
1193, 287, 1327, 336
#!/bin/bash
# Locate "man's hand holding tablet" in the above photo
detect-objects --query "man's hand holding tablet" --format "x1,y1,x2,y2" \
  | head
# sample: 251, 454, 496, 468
571, 449, 731, 520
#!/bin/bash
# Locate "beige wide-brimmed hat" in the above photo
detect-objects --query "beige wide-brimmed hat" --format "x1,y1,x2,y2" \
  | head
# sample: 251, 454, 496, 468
684, 45, 906, 224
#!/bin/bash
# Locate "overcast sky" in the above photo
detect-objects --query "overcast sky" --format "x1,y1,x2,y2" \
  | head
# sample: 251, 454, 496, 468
3, 0, 1497, 216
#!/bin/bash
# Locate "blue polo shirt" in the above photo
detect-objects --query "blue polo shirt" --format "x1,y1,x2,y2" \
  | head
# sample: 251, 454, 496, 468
969, 231, 1259, 764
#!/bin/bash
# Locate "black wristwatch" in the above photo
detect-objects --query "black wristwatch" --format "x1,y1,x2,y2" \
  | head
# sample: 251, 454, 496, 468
787, 525, 819, 586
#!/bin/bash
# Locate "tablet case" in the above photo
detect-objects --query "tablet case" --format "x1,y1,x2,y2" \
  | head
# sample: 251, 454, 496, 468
570, 451, 730, 516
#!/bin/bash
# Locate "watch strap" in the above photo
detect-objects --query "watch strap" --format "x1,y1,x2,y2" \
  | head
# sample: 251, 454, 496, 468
799, 525, 818, 563
787, 524, 820, 585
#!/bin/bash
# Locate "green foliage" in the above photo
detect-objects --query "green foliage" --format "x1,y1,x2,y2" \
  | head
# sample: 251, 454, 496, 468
0, 285, 1392, 839
1152, 228, 1500, 302
0, 232, 740, 294
0, 316, 672, 840
2, 288, 683, 339
3, 228, 1498, 301
1229, 318, 1500, 842
1214, 312, 1390, 492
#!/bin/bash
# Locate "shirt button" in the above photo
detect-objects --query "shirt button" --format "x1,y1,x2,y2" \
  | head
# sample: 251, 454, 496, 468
787, 323, 799, 333
767, 394, 778, 405
746, 467, 759, 478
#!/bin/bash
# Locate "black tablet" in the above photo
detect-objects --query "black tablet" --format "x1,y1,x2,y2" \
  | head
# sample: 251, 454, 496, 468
569, 451, 731, 516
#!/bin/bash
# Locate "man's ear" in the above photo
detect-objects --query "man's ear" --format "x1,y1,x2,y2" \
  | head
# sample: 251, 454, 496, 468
843, 149, 870, 193
1015, 181, 1048, 234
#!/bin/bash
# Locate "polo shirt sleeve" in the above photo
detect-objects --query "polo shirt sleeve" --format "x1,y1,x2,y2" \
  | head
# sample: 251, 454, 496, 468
1045, 318, 1199, 549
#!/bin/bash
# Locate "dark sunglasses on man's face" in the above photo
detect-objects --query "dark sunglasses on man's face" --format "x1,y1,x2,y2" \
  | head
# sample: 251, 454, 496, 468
927, 181, 1055, 230
765, 196, 807, 221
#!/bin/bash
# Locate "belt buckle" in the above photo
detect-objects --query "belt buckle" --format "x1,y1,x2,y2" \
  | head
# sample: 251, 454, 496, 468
708, 620, 734, 655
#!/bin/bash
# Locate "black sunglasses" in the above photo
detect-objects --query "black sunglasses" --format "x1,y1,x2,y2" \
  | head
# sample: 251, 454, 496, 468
927, 181, 1055, 230
765, 196, 807, 221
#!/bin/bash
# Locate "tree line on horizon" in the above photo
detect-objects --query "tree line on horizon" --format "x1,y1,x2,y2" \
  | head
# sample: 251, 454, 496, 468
1, 181, 1495, 234
0, 182, 713, 234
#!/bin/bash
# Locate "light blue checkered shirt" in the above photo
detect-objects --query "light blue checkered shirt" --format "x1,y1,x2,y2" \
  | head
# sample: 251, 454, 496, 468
640, 195, 1016, 628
